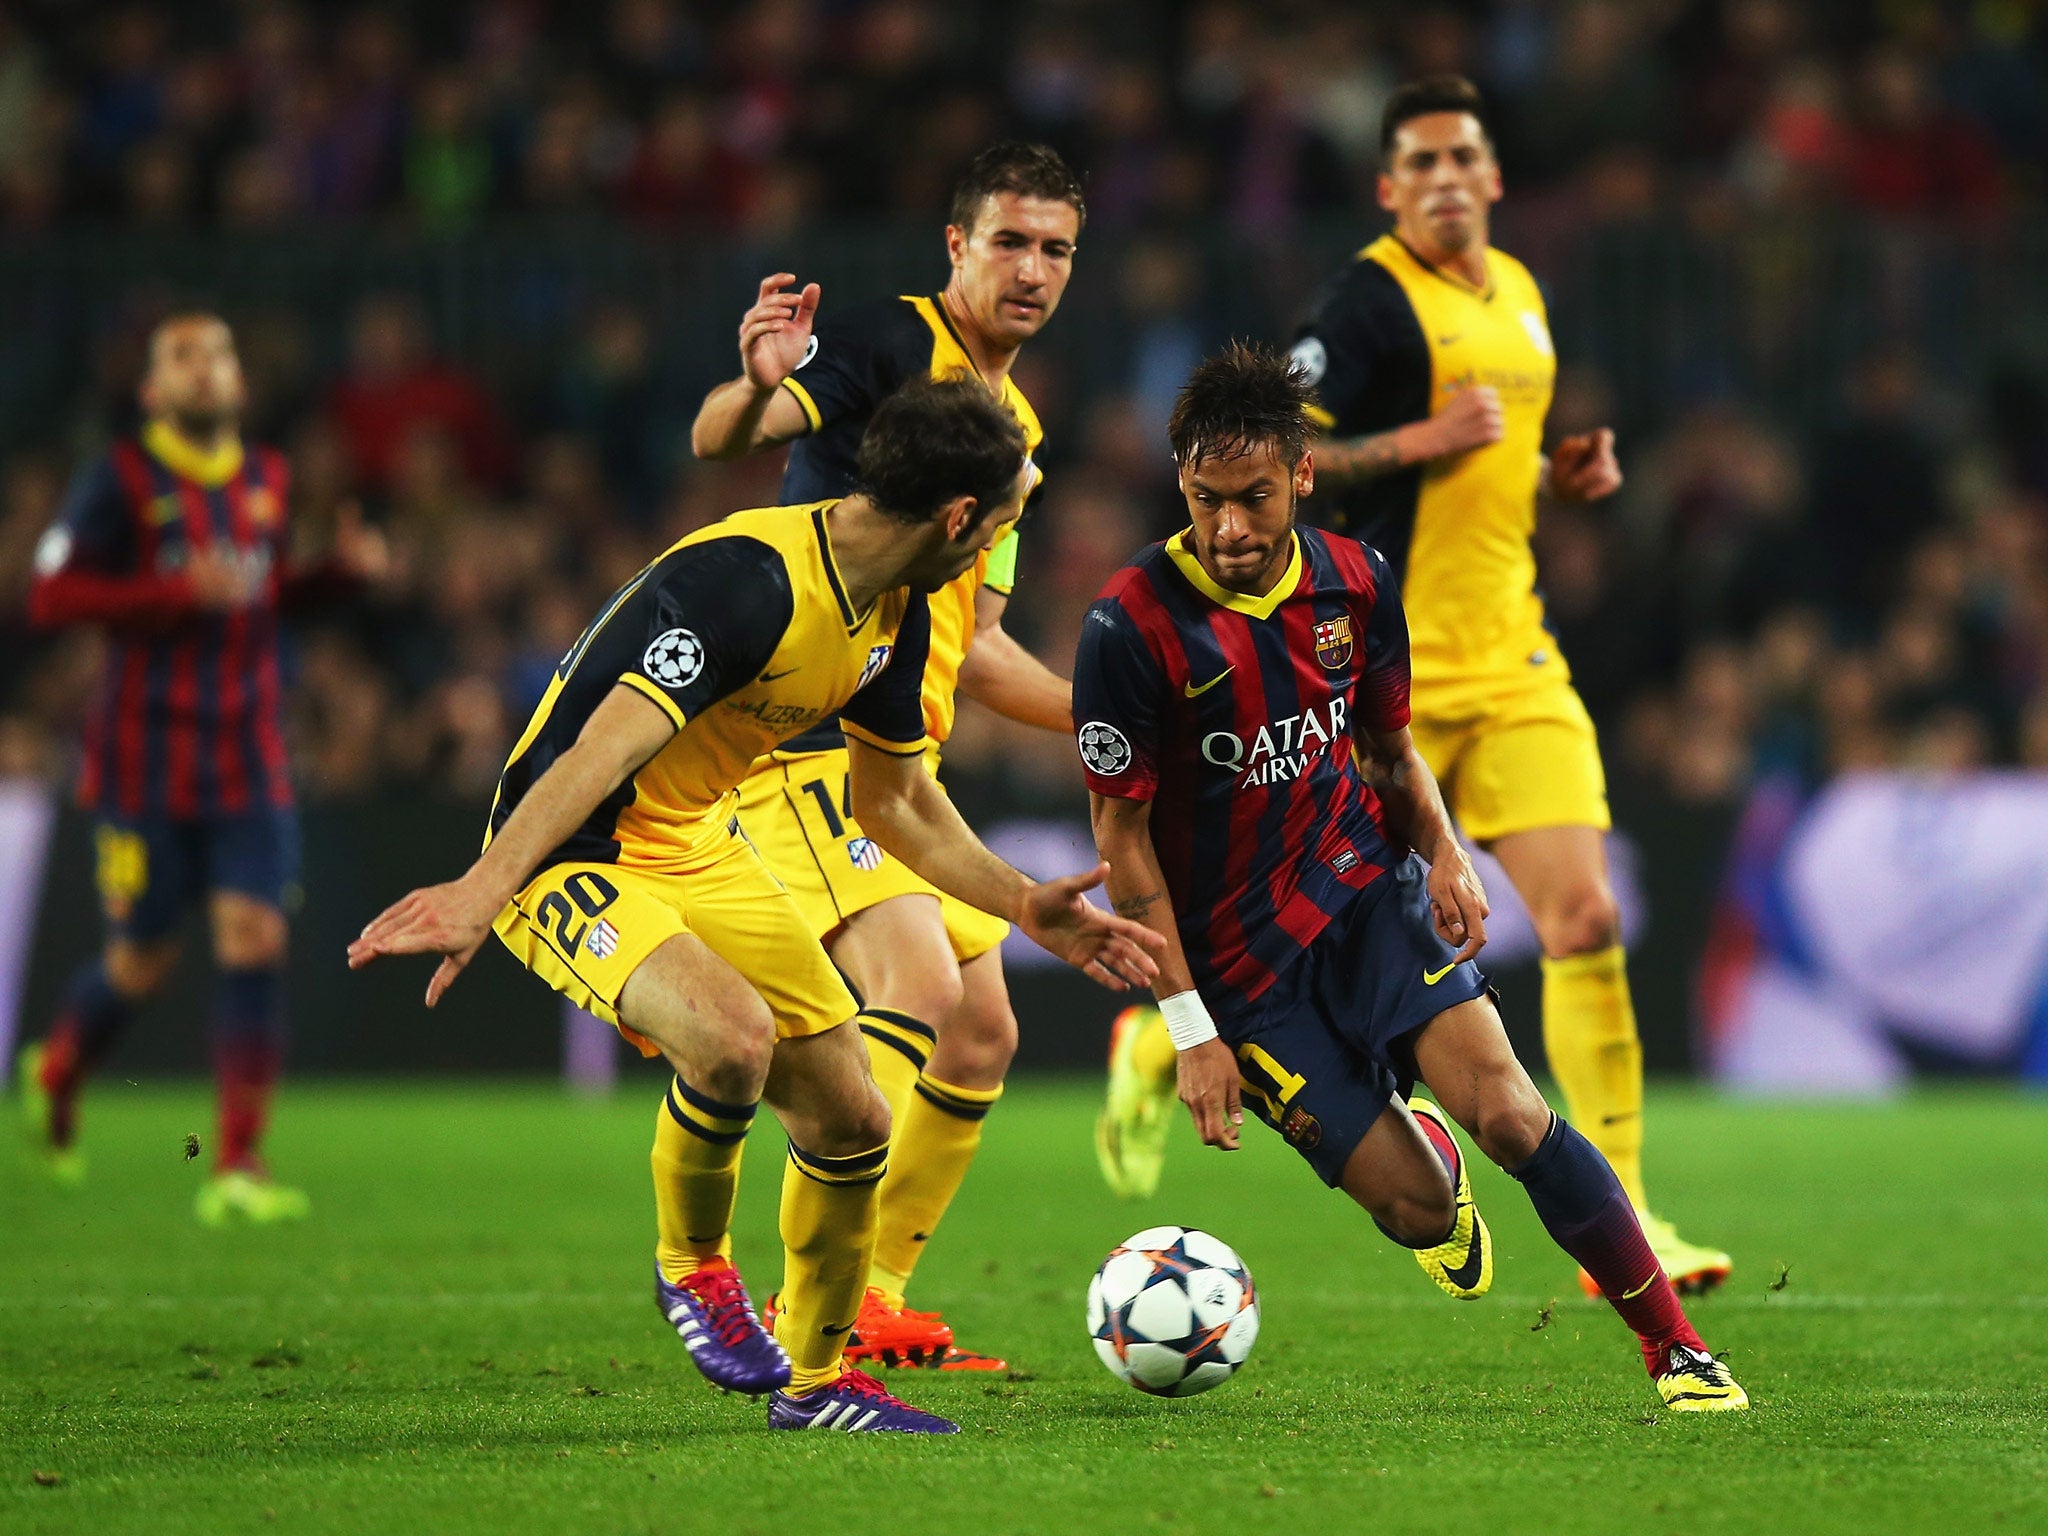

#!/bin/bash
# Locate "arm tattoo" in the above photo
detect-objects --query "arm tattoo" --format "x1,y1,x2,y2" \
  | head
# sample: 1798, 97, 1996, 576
1315, 431, 1404, 483
1113, 891, 1164, 920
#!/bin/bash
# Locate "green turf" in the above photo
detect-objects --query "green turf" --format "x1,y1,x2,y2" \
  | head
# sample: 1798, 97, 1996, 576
3, 1078, 2044, 1535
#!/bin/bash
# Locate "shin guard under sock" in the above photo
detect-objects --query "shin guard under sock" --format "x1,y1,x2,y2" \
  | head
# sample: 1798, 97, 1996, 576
1510, 1113, 1702, 1376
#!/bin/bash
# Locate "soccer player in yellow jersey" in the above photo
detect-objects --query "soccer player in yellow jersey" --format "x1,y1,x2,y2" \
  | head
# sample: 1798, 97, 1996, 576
349, 379, 1159, 1435
1100, 76, 1730, 1296
691, 145, 1079, 1366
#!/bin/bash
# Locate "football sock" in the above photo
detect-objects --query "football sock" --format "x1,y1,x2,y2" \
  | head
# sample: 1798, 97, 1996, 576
1509, 1113, 1702, 1376
777, 1138, 888, 1395
858, 1007, 935, 1128
1540, 946, 1648, 1209
1130, 1006, 1178, 1090
212, 967, 283, 1173
870, 1074, 1003, 1305
651, 1075, 754, 1283
38, 959, 137, 1146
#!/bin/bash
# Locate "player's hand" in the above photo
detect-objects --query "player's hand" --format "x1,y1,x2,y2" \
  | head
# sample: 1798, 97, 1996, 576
331, 500, 391, 583
1424, 837, 1489, 964
346, 876, 505, 1007
1547, 428, 1622, 501
1018, 863, 1166, 991
1424, 385, 1505, 458
1177, 1037, 1243, 1151
185, 548, 263, 611
738, 273, 821, 392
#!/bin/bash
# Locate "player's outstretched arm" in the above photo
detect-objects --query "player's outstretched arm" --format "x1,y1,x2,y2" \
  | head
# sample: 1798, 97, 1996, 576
690, 273, 821, 460
845, 737, 1162, 991
1355, 723, 1489, 963
1089, 792, 1244, 1151
956, 586, 1072, 733
346, 685, 676, 1005
1312, 385, 1505, 486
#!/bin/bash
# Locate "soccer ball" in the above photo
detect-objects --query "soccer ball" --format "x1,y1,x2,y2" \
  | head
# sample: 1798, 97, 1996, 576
1087, 1225, 1259, 1397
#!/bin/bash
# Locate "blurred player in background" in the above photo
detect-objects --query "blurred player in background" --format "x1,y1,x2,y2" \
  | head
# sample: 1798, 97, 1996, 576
691, 144, 1080, 1369
350, 377, 1158, 1434
16, 313, 386, 1224
1078, 346, 1746, 1411
1099, 78, 1730, 1297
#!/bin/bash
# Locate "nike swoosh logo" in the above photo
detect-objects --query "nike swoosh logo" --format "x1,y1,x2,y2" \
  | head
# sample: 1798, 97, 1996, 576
1184, 667, 1234, 698
1441, 1214, 1485, 1289
821, 1321, 855, 1337
1423, 962, 1456, 985
1602, 1111, 1639, 1126
759, 668, 799, 683
1621, 1274, 1658, 1300
1436, 334, 1462, 346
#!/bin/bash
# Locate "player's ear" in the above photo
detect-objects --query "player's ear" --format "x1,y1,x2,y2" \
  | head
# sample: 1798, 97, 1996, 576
1295, 452, 1315, 500
940, 493, 978, 542
1375, 172, 1397, 214
944, 222, 969, 268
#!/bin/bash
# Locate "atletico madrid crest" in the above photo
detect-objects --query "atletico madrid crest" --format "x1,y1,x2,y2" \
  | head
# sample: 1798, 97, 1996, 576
1313, 615, 1354, 670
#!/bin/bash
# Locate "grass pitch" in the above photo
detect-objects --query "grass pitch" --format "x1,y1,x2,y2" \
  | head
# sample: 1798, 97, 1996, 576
3, 1078, 2044, 1535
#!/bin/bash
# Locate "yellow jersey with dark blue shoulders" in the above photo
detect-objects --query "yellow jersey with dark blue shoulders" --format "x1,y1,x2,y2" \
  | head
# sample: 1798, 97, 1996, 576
487, 502, 931, 873
1293, 234, 1559, 699
778, 294, 1040, 751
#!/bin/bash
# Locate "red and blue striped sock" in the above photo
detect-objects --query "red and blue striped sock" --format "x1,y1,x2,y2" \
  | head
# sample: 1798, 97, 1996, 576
39, 960, 137, 1147
1510, 1113, 1703, 1377
212, 968, 283, 1173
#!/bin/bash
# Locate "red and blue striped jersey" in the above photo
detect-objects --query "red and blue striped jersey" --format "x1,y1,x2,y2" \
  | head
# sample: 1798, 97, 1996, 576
1073, 526, 1413, 1021
29, 425, 294, 818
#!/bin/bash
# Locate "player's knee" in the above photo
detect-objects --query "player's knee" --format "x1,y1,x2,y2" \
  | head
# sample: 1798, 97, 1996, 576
940, 994, 1017, 1084
105, 940, 179, 998
810, 1080, 892, 1158
709, 1003, 777, 1097
212, 904, 289, 970
1471, 1085, 1552, 1168
1534, 881, 1620, 958
868, 964, 964, 1029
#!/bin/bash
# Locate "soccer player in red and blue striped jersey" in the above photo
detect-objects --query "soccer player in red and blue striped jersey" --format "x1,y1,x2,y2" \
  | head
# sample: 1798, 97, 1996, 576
18, 312, 383, 1224
1076, 344, 1747, 1411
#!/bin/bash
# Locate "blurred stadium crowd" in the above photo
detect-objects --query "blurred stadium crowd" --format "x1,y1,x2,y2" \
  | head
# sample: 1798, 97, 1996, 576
0, 0, 2046, 820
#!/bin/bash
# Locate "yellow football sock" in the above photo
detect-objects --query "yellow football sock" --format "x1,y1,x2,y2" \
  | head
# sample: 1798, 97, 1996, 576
651, 1075, 753, 1284
776, 1138, 888, 1395
859, 1007, 934, 1127
1540, 945, 1648, 1210
1129, 1005, 1178, 1090
870, 1074, 1003, 1305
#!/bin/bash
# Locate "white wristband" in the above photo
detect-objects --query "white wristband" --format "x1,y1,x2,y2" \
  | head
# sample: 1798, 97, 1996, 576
1158, 990, 1219, 1051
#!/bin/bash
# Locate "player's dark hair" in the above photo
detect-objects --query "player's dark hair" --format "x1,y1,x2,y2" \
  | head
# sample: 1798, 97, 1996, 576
1380, 74, 1491, 159
1168, 341, 1313, 469
855, 373, 1029, 527
949, 141, 1087, 235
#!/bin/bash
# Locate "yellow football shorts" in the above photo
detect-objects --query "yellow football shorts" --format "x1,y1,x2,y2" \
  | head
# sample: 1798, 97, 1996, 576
735, 747, 1011, 963
1409, 677, 1611, 844
491, 820, 857, 1056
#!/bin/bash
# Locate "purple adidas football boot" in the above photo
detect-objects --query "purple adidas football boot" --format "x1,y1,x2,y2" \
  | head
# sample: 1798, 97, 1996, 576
766, 1367, 959, 1434
654, 1259, 790, 1395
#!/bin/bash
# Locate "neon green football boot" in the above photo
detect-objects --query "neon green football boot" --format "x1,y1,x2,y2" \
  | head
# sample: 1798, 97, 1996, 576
16, 1045, 86, 1187
1095, 1004, 1177, 1199
195, 1168, 311, 1227
1407, 1097, 1493, 1300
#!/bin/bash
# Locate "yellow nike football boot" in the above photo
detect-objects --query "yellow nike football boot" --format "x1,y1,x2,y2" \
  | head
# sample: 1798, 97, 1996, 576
1655, 1343, 1750, 1412
1578, 1215, 1732, 1299
1095, 1004, 1176, 1200
1407, 1098, 1492, 1300
195, 1169, 311, 1227
16, 1045, 86, 1187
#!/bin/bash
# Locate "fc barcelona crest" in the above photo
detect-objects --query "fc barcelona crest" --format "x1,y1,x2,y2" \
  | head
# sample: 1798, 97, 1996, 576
1313, 615, 1354, 670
